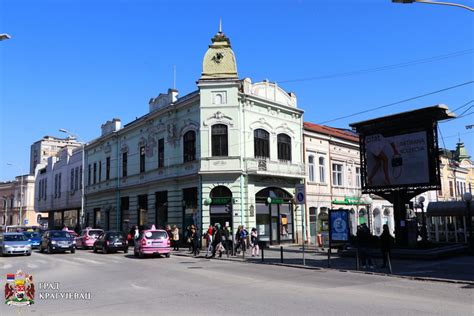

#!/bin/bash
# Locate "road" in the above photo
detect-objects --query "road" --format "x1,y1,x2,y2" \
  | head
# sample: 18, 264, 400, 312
1, 249, 472, 316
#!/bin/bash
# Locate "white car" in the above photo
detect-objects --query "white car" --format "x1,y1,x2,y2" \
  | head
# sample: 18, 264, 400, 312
0, 233, 32, 256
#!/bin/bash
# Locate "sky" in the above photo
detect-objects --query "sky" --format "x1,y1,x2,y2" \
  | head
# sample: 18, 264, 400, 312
0, 0, 473, 181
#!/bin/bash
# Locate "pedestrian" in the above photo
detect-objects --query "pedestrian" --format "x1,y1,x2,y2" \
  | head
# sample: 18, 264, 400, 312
205, 225, 214, 257
190, 225, 199, 256
380, 224, 393, 268
234, 225, 242, 254
185, 225, 192, 253
165, 225, 172, 239
211, 223, 223, 258
357, 223, 374, 269
240, 225, 248, 254
250, 227, 260, 257
127, 227, 136, 247
62, 225, 68, 231
171, 225, 180, 251
134, 225, 140, 240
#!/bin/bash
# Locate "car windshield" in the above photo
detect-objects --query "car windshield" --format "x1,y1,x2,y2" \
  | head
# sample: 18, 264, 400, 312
23, 232, 40, 238
143, 231, 168, 239
107, 233, 124, 239
4, 234, 28, 241
89, 230, 103, 237
50, 231, 71, 238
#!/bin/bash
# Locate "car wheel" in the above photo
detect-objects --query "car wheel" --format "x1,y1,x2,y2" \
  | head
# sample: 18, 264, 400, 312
165, 253, 170, 258
71, 248, 75, 254
103, 246, 108, 254
93, 246, 97, 253
124, 247, 128, 254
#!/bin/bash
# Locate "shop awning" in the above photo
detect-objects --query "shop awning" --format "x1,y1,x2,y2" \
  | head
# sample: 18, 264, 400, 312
426, 201, 473, 217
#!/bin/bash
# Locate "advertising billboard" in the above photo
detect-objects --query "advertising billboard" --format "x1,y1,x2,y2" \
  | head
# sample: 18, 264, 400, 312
365, 131, 429, 187
329, 209, 349, 243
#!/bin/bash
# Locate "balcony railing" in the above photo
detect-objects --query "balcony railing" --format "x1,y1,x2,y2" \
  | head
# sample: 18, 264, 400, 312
245, 158, 305, 178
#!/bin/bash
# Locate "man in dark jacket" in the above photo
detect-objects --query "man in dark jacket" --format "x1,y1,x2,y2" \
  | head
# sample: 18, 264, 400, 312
211, 223, 223, 258
380, 224, 393, 268
357, 223, 374, 269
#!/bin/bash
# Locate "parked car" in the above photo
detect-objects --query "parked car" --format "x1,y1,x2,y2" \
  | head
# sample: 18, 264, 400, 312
76, 228, 104, 249
23, 231, 42, 249
39, 230, 76, 254
134, 229, 170, 258
93, 231, 128, 254
0, 233, 32, 256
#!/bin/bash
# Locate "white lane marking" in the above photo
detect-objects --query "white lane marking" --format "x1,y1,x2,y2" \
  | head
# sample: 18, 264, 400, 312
1, 264, 13, 270
72, 257, 104, 265
131, 283, 150, 290
27, 263, 39, 269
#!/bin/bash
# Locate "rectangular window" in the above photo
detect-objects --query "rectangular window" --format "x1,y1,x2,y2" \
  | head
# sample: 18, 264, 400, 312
106, 157, 110, 180
319, 157, 326, 183
44, 179, 47, 200
88, 164, 91, 186
75, 167, 79, 190
182, 188, 198, 231
140, 146, 146, 173
122, 152, 128, 177
54, 174, 58, 198
158, 139, 164, 168
449, 181, 454, 197
120, 196, 129, 231
137, 194, 148, 227
356, 167, 361, 188
332, 163, 343, 186
212, 125, 228, 157
70, 169, 74, 191
58, 173, 62, 198
155, 191, 168, 228
93, 163, 97, 184
98, 161, 102, 182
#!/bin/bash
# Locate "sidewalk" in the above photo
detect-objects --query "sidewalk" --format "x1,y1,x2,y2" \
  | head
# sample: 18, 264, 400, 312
172, 245, 474, 285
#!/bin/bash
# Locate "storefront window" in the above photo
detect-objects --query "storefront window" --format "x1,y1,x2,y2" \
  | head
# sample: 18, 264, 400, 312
54, 211, 62, 229
63, 210, 78, 229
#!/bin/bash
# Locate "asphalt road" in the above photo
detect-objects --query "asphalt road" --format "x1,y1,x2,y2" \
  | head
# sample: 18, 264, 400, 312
1, 249, 472, 316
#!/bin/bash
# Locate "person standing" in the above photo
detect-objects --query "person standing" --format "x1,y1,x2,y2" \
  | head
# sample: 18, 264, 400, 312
380, 224, 393, 268
211, 223, 223, 258
250, 227, 260, 257
171, 225, 180, 251
205, 225, 214, 257
190, 225, 199, 256
240, 225, 248, 254
357, 223, 374, 269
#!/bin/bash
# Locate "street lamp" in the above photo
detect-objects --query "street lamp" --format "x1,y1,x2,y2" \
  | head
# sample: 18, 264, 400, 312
418, 196, 427, 243
7, 163, 23, 226
463, 192, 472, 253
392, 0, 474, 12
59, 129, 85, 229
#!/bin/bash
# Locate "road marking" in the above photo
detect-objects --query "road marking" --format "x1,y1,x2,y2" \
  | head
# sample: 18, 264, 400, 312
1, 264, 13, 270
131, 283, 150, 290
34, 259, 48, 264
27, 263, 39, 269
72, 257, 104, 265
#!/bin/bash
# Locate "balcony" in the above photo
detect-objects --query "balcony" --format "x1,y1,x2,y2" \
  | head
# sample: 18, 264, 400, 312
245, 158, 305, 178
200, 157, 242, 174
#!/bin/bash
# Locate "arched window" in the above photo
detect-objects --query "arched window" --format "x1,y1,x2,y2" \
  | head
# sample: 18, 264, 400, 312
183, 131, 196, 162
308, 155, 315, 182
277, 134, 291, 161
254, 129, 270, 158
212, 124, 228, 157
319, 156, 326, 183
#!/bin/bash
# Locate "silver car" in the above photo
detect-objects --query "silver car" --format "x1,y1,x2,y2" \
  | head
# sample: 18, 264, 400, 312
0, 233, 32, 256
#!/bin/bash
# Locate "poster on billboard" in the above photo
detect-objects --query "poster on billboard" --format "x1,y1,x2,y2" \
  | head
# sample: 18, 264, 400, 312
365, 131, 429, 188
329, 209, 349, 243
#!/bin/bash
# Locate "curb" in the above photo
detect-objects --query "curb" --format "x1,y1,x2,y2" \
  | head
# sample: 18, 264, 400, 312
172, 252, 474, 286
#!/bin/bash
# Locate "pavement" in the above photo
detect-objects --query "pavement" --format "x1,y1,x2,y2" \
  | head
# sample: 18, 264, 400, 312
172, 244, 474, 284
1, 247, 472, 316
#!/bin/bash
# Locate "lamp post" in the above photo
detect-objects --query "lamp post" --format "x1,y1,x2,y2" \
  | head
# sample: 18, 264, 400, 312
59, 129, 85, 229
7, 163, 23, 226
364, 196, 373, 234
418, 196, 427, 243
392, 0, 474, 11
463, 192, 472, 253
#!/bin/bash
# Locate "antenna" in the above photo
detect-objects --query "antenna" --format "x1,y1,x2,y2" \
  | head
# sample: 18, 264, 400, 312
173, 65, 176, 90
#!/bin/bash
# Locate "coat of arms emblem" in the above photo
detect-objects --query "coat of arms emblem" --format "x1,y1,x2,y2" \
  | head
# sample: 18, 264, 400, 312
4, 270, 35, 307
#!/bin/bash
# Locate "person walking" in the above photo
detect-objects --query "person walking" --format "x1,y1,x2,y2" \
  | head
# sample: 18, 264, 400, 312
185, 225, 192, 253
234, 225, 242, 254
211, 223, 223, 258
240, 225, 248, 254
357, 223, 374, 269
250, 227, 260, 257
380, 224, 393, 269
190, 225, 199, 256
205, 225, 214, 257
171, 225, 180, 251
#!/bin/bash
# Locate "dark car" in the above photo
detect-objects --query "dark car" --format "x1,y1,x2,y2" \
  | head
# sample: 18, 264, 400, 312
93, 231, 128, 254
39, 230, 76, 254
23, 231, 42, 249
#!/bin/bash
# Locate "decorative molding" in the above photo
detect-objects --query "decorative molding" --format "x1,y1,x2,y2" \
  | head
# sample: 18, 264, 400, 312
203, 111, 234, 127
179, 119, 199, 137
120, 143, 129, 153
249, 117, 274, 134
275, 123, 295, 138
167, 123, 178, 146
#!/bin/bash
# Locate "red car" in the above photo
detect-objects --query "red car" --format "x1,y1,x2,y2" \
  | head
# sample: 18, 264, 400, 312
76, 228, 104, 249
134, 229, 170, 258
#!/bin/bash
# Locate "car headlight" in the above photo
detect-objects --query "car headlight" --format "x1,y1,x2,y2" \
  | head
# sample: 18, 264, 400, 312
26, 245, 31, 249
51, 240, 57, 244
5, 245, 12, 249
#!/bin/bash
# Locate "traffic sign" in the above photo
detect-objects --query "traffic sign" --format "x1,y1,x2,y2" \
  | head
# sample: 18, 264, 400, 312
24, 219, 28, 225
295, 184, 305, 204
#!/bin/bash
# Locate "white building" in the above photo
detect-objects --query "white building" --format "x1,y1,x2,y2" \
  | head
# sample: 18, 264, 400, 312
30, 136, 81, 175
0, 175, 37, 229
303, 123, 394, 246
84, 28, 305, 244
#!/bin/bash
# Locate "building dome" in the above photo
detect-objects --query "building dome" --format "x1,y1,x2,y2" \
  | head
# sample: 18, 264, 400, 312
201, 23, 238, 80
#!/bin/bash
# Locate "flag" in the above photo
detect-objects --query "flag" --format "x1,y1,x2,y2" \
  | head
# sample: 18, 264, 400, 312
6, 274, 15, 281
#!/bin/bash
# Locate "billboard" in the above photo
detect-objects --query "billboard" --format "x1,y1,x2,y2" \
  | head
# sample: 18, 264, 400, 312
329, 209, 350, 243
365, 131, 429, 187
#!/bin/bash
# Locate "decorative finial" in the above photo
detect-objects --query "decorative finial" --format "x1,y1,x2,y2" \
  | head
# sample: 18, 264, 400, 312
219, 18, 222, 33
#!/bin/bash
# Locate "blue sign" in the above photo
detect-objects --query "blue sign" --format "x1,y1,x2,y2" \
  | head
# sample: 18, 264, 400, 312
330, 210, 349, 242
24, 219, 28, 225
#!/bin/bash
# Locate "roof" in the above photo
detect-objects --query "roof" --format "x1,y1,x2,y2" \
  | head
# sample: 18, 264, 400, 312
304, 122, 359, 142
427, 201, 473, 217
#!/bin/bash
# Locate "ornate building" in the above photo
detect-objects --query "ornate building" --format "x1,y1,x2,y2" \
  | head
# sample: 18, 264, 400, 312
83, 27, 305, 244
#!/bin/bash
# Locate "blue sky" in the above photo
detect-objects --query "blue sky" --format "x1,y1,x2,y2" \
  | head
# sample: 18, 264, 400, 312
1, 0, 473, 181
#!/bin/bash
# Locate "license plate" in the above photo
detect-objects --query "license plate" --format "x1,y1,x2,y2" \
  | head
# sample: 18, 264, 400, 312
114, 242, 122, 246
61, 245, 69, 248
152, 241, 162, 244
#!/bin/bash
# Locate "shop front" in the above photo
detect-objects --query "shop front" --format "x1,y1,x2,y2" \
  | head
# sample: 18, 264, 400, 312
427, 201, 473, 243
208, 186, 233, 229
255, 187, 294, 245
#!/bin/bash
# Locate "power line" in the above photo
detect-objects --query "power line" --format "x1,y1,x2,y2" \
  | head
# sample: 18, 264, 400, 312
279, 49, 474, 84
318, 81, 474, 125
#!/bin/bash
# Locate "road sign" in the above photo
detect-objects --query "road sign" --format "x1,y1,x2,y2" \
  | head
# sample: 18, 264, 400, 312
295, 184, 305, 204
24, 219, 28, 225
